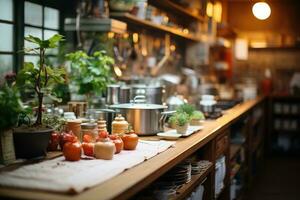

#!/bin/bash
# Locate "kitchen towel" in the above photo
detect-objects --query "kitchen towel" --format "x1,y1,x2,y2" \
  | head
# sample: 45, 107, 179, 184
0, 140, 175, 193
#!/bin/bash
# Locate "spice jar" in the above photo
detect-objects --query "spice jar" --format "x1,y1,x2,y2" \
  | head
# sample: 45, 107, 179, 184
111, 114, 128, 135
66, 119, 82, 139
81, 123, 98, 142
98, 118, 107, 132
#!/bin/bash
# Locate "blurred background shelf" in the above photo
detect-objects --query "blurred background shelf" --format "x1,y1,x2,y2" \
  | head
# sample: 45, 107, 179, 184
110, 12, 204, 42
148, 0, 206, 22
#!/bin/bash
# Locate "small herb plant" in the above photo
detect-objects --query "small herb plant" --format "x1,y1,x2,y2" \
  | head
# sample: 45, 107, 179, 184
169, 112, 189, 127
66, 50, 115, 101
17, 34, 65, 127
190, 111, 205, 120
176, 104, 196, 117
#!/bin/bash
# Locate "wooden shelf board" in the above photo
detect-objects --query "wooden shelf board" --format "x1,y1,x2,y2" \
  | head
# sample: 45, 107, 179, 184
148, 0, 206, 22
110, 12, 203, 42
230, 144, 242, 160
170, 163, 213, 200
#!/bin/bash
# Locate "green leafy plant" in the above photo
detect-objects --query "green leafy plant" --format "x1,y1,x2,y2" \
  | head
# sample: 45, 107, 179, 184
190, 111, 205, 120
17, 34, 65, 126
169, 112, 189, 127
176, 104, 195, 117
66, 50, 115, 100
0, 83, 23, 132
42, 114, 66, 132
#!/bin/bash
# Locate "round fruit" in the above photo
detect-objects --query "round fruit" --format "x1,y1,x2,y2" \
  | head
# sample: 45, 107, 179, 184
63, 142, 82, 161
121, 132, 138, 150
59, 131, 77, 150
111, 137, 124, 154
98, 130, 109, 138
48, 131, 60, 151
82, 142, 94, 157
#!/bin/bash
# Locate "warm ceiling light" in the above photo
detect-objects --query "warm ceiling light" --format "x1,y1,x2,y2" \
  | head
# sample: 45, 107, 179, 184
252, 2, 271, 20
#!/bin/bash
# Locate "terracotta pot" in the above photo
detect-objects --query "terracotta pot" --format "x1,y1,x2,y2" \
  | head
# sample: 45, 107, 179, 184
175, 123, 188, 135
13, 127, 53, 159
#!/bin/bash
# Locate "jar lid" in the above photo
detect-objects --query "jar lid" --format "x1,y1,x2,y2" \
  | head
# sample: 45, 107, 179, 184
81, 123, 97, 129
114, 114, 125, 121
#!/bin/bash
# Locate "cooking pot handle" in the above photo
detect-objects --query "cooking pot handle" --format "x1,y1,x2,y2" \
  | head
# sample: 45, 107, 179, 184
131, 95, 146, 104
159, 110, 176, 131
97, 108, 116, 113
161, 110, 176, 115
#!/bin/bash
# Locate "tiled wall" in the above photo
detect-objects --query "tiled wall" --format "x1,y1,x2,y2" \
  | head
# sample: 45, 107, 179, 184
233, 49, 300, 94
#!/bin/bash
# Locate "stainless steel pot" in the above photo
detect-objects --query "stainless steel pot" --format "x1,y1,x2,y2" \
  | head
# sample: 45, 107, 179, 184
131, 85, 163, 104
109, 96, 175, 135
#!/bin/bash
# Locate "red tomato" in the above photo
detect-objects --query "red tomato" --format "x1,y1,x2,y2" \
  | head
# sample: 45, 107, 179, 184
63, 142, 82, 161
98, 130, 109, 138
83, 134, 93, 143
59, 131, 77, 150
121, 132, 138, 150
48, 131, 60, 151
82, 142, 94, 157
111, 137, 124, 154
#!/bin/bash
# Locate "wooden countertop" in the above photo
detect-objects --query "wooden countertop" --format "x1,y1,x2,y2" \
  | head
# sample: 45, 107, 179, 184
0, 96, 265, 200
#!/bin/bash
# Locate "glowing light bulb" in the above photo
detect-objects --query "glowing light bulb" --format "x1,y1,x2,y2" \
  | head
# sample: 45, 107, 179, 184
252, 2, 271, 20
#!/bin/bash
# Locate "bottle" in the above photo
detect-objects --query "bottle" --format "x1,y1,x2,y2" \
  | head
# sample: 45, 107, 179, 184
111, 114, 129, 135
262, 68, 272, 95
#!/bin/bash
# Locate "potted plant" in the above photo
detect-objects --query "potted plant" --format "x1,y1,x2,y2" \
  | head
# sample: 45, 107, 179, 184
14, 34, 65, 159
169, 112, 189, 135
190, 111, 205, 126
109, 0, 137, 12
66, 50, 115, 107
0, 74, 23, 164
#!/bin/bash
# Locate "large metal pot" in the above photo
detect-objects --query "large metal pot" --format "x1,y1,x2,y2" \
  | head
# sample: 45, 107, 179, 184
131, 85, 163, 104
109, 96, 174, 135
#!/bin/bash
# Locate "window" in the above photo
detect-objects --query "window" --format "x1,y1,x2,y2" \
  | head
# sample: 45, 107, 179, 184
0, 0, 14, 81
24, 1, 60, 64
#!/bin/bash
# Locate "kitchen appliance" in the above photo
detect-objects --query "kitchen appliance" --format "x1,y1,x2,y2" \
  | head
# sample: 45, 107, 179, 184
119, 86, 131, 103
131, 84, 164, 104
200, 95, 216, 113
106, 84, 120, 105
165, 93, 186, 111
109, 96, 174, 135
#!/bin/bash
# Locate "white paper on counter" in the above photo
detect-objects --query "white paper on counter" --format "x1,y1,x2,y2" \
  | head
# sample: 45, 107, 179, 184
0, 140, 175, 193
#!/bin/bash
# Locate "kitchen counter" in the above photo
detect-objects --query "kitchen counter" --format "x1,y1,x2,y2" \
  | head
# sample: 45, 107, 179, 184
0, 96, 266, 200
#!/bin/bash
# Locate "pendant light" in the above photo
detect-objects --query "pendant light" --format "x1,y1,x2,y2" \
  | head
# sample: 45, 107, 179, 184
252, 1, 271, 20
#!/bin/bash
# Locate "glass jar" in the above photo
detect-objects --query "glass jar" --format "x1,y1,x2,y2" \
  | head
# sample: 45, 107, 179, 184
111, 114, 128, 135
81, 123, 98, 142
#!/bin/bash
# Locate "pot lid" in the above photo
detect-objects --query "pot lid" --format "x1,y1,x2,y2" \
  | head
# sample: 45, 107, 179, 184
110, 103, 167, 110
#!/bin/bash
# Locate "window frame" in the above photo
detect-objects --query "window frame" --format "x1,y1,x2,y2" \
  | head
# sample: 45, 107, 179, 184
0, 0, 63, 74
0, 0, 16, 75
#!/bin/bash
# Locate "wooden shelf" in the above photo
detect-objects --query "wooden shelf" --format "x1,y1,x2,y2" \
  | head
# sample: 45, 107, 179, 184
148, 0, 206, 22
110, 12, 204, 42
273, 113, 300, 118
230, 144, 242, 160
171, 163, 213, 200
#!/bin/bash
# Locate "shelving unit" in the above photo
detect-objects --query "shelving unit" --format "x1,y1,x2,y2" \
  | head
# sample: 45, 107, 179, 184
269, 95, 300, 154
110, 12, 204, 42
171, 163, 213, 200
230, 144, 242, 160
148, 0, 206, 22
